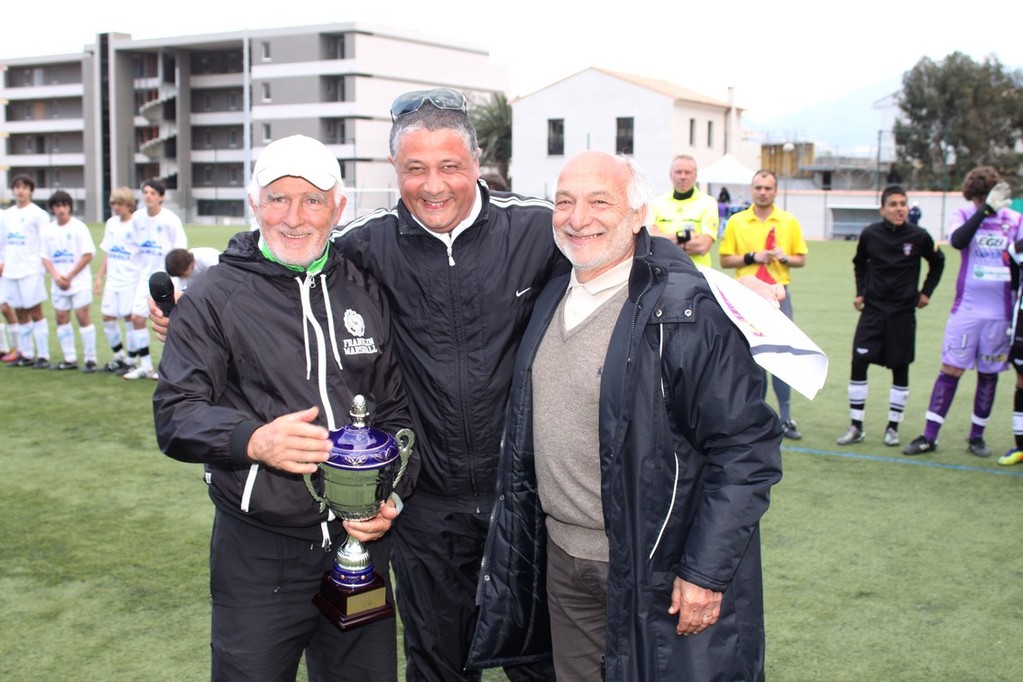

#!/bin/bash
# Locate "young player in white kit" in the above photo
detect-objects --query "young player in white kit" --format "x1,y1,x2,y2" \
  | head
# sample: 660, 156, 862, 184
95, 187, 140, 374
0, 174, 52, 368
124, 179, 186, 380
40, 191, 98, 371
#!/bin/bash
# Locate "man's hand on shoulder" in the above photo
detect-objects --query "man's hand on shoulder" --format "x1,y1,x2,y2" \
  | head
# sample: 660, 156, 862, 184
247, 406, 332, 474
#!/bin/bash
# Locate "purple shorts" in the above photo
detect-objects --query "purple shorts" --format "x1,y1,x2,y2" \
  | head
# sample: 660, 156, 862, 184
940, 314, 1010, 373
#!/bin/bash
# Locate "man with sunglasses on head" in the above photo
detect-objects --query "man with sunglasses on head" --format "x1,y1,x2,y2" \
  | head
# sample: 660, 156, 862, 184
336, 88, 565, 681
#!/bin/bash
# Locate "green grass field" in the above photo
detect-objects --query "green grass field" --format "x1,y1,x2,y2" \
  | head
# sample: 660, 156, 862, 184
2, 226, 1022, 680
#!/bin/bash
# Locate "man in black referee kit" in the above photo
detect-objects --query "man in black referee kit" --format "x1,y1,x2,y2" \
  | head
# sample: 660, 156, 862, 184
836, 185, 945, 446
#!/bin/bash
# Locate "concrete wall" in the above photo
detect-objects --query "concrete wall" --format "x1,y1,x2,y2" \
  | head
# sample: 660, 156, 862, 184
733, 188, 968, 242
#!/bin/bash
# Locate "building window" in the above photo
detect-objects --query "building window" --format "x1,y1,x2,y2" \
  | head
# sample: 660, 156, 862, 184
202, 130, 213, 148
707, 121, 714, 148
261, 82, 271, 102
203, 93, 212, 111
229, 167, 240, 185
203, 166, 213, 183
547, 119, 564, 156
261, 42, 271, 61
326, 35, 346, 60
615, 117, 634, 155
228, 91, 238, 110
262, 124, 272, 143
228, 130, 238, 148
51, 135, 60, 153
689, 118, 696, 146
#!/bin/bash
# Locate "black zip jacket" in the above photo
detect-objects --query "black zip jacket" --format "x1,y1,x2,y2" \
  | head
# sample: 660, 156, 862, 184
336, 184, 567, 512
153, 230, 411, 541
854, 220, 944, 314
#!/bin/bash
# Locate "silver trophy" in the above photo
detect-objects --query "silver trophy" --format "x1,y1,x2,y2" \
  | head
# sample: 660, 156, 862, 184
304, 395, 415, 630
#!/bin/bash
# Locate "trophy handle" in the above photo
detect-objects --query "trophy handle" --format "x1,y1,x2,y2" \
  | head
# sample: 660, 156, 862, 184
392, 428, 416, 489
303, 472, 328, 513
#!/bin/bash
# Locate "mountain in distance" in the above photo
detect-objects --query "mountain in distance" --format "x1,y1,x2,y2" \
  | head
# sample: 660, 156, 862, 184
744, 74, 903, 159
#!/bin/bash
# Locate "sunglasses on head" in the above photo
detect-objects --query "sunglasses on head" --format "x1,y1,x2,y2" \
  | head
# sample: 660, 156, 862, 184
390, 88, 467, 121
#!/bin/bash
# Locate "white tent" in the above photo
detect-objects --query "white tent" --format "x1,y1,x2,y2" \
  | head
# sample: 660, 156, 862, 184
699, 153, 757, 186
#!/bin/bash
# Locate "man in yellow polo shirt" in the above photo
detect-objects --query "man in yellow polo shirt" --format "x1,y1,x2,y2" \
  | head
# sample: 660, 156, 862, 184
650, 155, 718, 267
720, 169, 809, 440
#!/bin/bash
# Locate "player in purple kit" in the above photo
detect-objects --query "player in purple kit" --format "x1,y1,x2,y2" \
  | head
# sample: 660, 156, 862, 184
904, 168, 1022, 456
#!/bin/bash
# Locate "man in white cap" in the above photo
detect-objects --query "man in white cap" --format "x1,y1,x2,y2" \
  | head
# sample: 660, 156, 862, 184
153, 135, 413, 681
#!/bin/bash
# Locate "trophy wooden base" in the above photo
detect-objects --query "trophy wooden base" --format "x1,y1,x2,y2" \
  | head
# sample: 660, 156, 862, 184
312, 570, 394, 631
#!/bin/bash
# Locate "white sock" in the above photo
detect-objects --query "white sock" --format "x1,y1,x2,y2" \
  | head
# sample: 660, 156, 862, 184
18, 323, 34, 359
34, 319, 51, 360
57, 323, 77, 363
80, 324, 97, 362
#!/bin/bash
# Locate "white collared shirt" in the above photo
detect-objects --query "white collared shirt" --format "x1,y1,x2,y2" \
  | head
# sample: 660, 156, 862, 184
563, 259, 632, 331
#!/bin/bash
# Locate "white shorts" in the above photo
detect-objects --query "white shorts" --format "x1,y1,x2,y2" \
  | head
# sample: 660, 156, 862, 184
1, 273, 47, 309
102, 285, 135, 318
131, 276, 153, 318
51, 286, 93, 312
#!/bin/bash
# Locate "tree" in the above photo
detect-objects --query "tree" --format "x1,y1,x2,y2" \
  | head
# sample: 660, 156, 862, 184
470, 93, 512, 188
893, 52, 1023, 190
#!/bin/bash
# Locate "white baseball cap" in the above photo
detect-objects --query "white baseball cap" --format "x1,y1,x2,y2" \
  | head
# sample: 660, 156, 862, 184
252, 134, 343, 191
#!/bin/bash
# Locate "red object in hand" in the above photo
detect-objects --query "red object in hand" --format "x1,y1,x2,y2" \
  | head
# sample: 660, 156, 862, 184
755, 228, 777, 284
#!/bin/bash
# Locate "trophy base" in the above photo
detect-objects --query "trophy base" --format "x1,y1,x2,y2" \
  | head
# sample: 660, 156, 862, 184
312, 571, 394, 631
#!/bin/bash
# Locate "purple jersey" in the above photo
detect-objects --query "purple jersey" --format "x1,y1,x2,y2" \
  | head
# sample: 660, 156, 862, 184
948, 206, 1023, 321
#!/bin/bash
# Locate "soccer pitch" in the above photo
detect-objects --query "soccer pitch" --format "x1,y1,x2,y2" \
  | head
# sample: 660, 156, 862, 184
2, 226, 1021, 680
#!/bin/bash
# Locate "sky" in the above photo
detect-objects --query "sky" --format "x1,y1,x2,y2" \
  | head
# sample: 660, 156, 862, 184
4, 0, 1021, 122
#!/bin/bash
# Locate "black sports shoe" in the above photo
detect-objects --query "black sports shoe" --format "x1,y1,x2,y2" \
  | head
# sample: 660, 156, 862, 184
53, 361, 79, 371
32, 358, 51, 369
967, 437, 992, 458
903, 435, 936, 455
81, 360, 98, 373
781, 420, 802, 440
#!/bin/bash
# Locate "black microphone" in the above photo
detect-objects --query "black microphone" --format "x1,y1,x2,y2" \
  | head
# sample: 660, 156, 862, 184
149, 271, 177, 318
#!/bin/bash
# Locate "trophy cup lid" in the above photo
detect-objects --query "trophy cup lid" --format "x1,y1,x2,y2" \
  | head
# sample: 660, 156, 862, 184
326, 395, 399, 470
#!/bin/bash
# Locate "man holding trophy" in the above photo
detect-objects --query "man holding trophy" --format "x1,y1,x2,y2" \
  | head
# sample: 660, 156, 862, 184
153, 135, 412, 681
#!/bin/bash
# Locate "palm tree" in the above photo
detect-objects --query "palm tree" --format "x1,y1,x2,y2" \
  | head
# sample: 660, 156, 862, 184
471, 93, 512, 188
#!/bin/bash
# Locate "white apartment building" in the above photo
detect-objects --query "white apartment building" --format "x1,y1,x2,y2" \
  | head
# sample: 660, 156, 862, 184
0, 23, 507, 223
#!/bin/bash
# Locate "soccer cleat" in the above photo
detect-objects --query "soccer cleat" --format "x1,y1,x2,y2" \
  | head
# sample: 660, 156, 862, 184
31, 358, 51, 370
123, 366, 158, 381
53, 361, 79, 371
883, 427, 900, 447
967, 437, 992, 458
836, 425, 865, 445
1, 350, 22, 364
81, 360, 98, 373
14, 356, 35, 367
903, 435, 936, 456
102, 358, 132, 374
998, 449, 1023, 466
781, 420, 802, 440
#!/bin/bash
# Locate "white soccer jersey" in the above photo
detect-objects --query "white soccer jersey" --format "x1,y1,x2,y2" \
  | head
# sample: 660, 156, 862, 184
132, 207, 186, 275
40, 217, 96, 294
1, 202, 49, 278
174, 246, 221, 291
99, 215, 139, 290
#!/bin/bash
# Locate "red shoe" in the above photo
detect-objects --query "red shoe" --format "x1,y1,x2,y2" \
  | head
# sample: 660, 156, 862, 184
1, 350, 23, 364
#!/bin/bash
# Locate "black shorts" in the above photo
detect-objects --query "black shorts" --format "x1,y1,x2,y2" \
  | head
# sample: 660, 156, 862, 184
852, 308, 916, 368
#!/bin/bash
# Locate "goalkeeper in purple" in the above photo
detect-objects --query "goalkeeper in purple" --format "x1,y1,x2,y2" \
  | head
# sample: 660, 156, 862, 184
904, 167, 1022, 457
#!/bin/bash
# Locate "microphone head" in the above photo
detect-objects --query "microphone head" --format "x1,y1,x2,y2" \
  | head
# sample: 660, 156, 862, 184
149, 271, 175, 301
